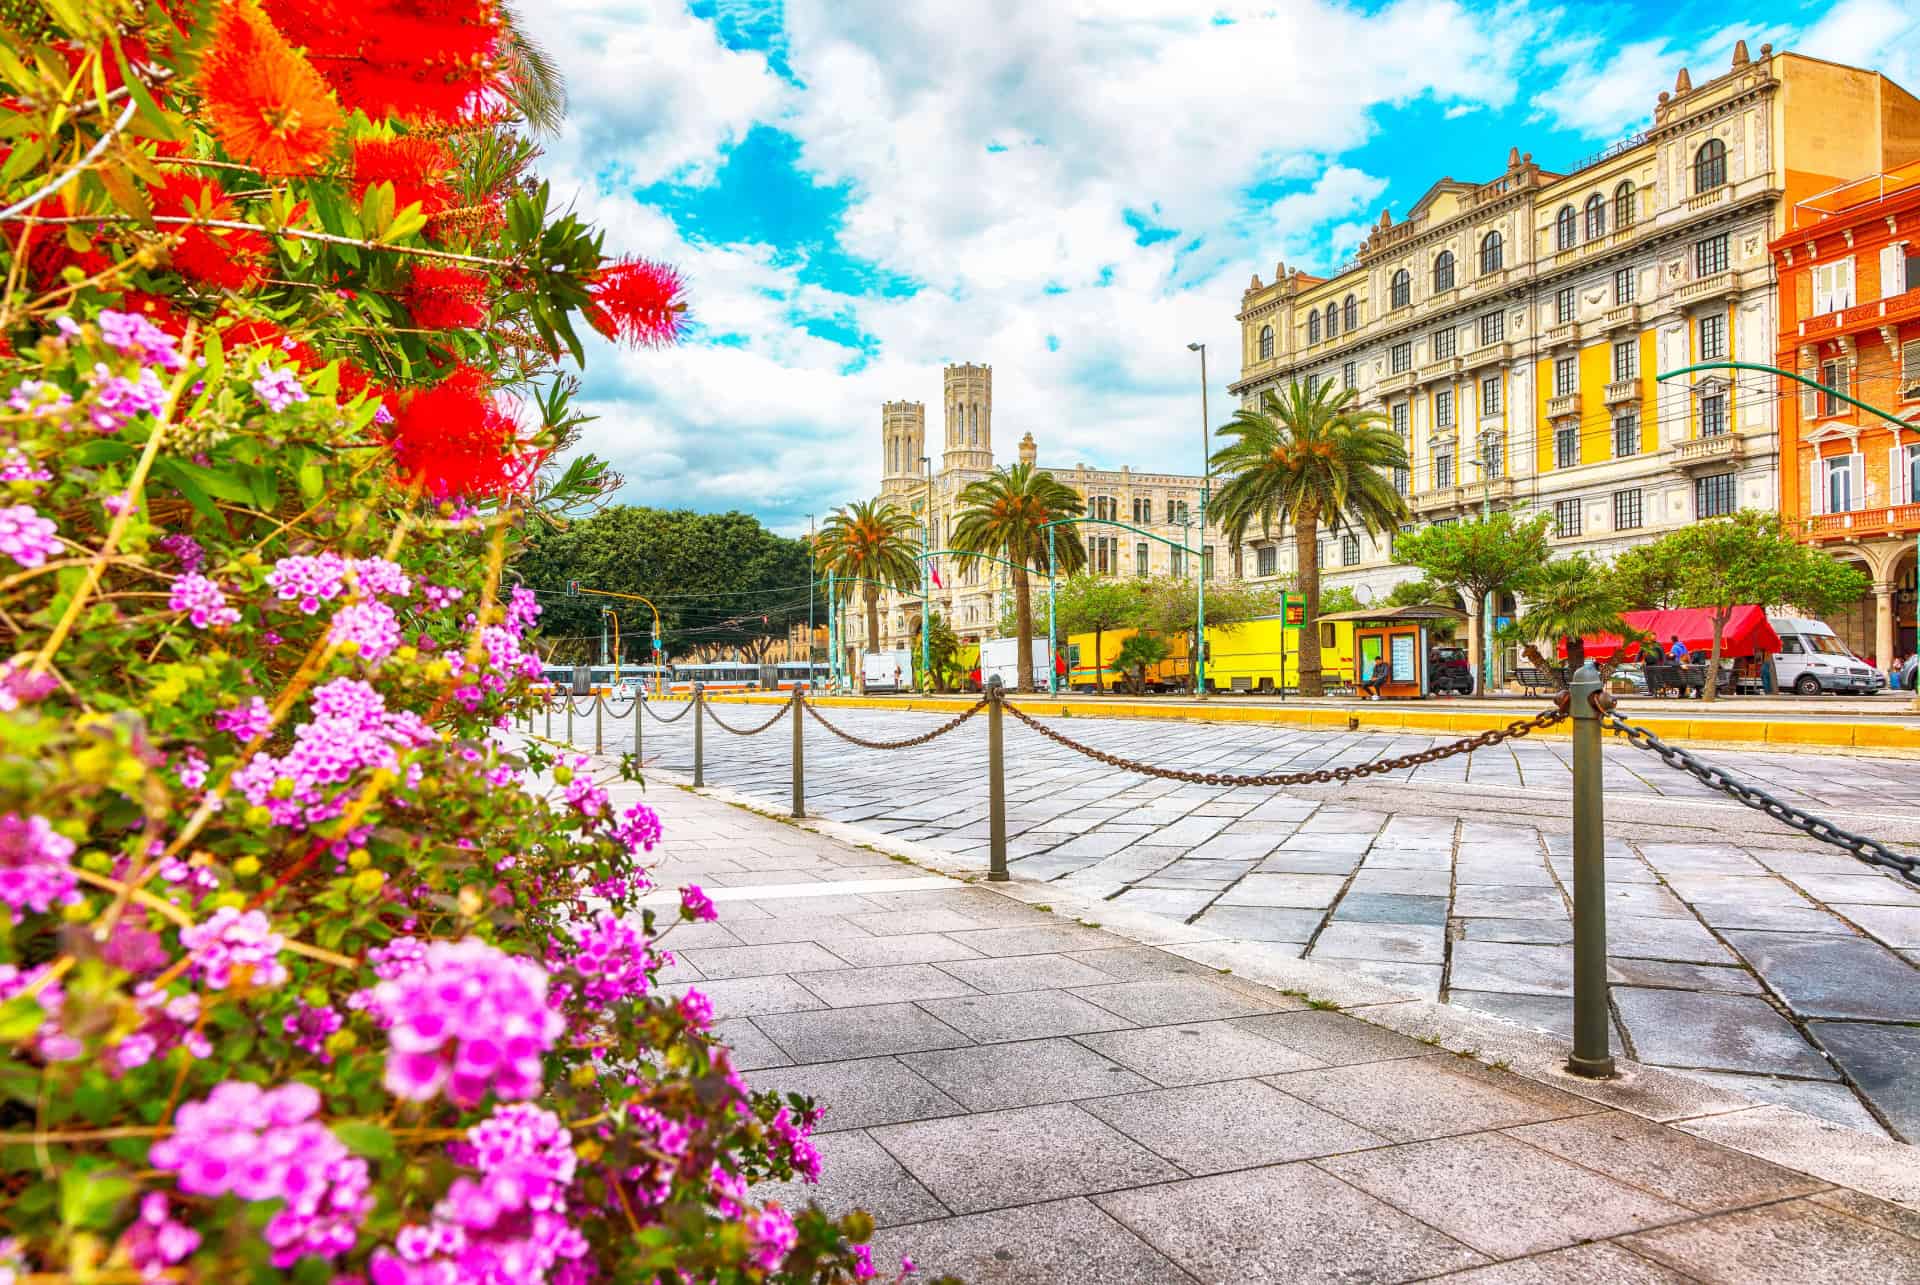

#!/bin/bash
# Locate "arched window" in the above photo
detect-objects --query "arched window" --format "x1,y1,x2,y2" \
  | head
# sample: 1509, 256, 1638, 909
1258, 324, 1274, 360
1390, 269, 1411, 309
1307, 310, 1322, 344
1479, 231, 1504, 276
1554, 205, 1576, 251
1343, 294, 1357, 331
1324, 302, 1339, 339
1693, 138, 1726, 193
1584, 192, 1606, 240
1432, 250, 1455, 293
1614, 181, 1635, 230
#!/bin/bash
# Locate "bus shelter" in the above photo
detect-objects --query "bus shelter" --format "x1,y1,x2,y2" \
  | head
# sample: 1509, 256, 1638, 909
1315, 605, 1467, 699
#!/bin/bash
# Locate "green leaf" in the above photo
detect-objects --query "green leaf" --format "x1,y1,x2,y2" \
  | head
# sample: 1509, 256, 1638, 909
334, 1121, 397, 1160
65, 439, 138, 467
161, 458, 256, 506
151, 458, 217, 520
60, 1164, 134, 1231
381, 201, 428, 244
0, 993, 48, 1041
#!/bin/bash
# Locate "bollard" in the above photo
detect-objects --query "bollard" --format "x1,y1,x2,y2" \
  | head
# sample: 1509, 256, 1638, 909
566, 693, 574, 746
986, 677, 1008, 882
633, 691, 644, 761
594, 693, 604, 755
790, 685, 805, 819
692, 682, 705, 787
544, 692, 552, 739
1567, 662, 1615, 1077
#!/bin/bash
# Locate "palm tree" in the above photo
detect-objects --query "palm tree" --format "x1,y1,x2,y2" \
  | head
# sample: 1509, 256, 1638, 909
949, 463, 1087, 692
1112, 632, 1171, 695
1209, 382, 1408, 696
815, 500, 920, 690
1508, 556, 1629, 682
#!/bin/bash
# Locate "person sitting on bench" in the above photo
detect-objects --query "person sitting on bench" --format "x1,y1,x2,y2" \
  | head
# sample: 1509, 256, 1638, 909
1358, 657, 1392, 701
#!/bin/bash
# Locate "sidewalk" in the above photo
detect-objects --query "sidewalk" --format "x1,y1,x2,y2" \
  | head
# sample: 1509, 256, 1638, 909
592, 763, 1920, 1282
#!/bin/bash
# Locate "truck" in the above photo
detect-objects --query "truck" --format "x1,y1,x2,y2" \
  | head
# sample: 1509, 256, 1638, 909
979, 636, 1053, 690
860, 649, 915, 693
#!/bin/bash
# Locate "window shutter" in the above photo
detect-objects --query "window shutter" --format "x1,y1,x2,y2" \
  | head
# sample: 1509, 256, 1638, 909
1799, 352, 1819, 419
1849, 452, 1865, 510
1836, 353, 1853, 400
1812, 263, 1832, 315
1882, 244, 1905, 299
1902, 339, 1920, 394
1809, 457, 1824, 515
1891, 446, 1908, 506
1837, 258, 1856, 310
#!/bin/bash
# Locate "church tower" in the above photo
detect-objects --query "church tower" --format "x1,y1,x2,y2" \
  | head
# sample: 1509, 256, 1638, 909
880, 400, 924, 497
942, 363, 994, 475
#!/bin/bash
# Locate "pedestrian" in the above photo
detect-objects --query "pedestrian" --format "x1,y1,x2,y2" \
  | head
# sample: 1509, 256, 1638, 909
968, 662, 981, 691
1358, 656, 1392, 701
1667, 634, 1690, 662
892, 663, 902, 691
1055, 649, 1068, 687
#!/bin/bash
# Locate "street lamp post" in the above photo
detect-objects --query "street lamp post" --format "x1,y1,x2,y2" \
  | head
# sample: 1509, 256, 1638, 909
1476, 434, 1497, 696
1046, 525, 1058, 695
1188, 341, 1210, 700
921, 457, 933, 691
807, 514, 816, 682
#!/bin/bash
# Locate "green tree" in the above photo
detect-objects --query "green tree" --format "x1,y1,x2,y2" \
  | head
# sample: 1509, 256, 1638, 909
950, 463, 1087, 691
814, 499, 922, 687
1052, 574, 1148, 691
1393, 511, 1552, 692
1112, 632, 1172, 695
1209, 382, 1408, 696
907, 609, 964, 691
1506, 555, 1630, 676
1318, 585, 1361, 616
1641, 511, 1871, 700
1609, 541, 1685, 610
1386, 577, 1458, 609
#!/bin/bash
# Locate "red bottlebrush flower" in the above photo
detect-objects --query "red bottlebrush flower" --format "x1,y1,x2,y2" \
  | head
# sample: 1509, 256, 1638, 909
401, 264, 489, 330
350, 136, 456, 219
264, 0, 506, 125
220, 316, 321, 371
149, 174, 269, 291
586, 257, 687, 349
197, 0, 343, 174
389, 365, 540, 499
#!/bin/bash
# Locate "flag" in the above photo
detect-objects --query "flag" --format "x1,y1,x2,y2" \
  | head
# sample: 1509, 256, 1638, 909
930, 562, 944, 589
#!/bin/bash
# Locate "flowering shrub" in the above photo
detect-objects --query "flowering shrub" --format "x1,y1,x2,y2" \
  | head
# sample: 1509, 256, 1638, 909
0, 3, 920, 1282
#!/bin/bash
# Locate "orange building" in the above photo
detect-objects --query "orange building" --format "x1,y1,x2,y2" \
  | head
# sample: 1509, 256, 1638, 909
1772, 161, 1920, 663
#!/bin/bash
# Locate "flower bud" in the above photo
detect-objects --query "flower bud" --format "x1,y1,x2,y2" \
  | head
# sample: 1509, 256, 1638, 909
324, 1029, 358, 1056
244, 805, 274, 828
457, 885, 485, 917
80, 849, 114, 874
350, 868, 385, 899
303, 985, 330, 1008
552, 765, 573, 785
212, 891, 247, 911
346, 848, 371, 870
232, 855, 261, 878
271, 777, 296, 800
569, 1062, 598, 1088
61, 898, 93, 922
394, 645, 419, 666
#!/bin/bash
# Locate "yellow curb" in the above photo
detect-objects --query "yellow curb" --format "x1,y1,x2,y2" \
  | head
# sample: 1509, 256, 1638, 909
1765, 720, 1863, 747
1851, 722, 1920, 750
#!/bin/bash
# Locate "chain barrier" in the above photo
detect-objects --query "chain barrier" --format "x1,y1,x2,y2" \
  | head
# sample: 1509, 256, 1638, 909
604, 698, 638, 719
1601, 709, 1920, 888
702, 699, 792, 737
804, 696, 989, 750
998, 692, 1572, 788
642, 699, 694, 724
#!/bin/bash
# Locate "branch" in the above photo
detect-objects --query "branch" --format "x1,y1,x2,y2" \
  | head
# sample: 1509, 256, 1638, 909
3, 212, 522, 269
0, 100, 140, 221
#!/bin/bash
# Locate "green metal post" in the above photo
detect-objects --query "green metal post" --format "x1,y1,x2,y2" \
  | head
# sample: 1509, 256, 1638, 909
593, 693, 603, 755
827, 570, 838, 691
544, 692, 552, 739
1047, 526, 1058, 695
565, 693, 574, 746
692, 682, 705, 788
1194, 510, 1207, 698
986, 677, 1007, 881
1567, 662, 1615, 1077
633, 690, 643, 761
922, 461, 932, 692
790, 686, 805, 819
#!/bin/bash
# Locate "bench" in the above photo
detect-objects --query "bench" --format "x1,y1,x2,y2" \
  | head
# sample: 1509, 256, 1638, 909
1514, 666, 1565, 696
1644, 662, 1735, 697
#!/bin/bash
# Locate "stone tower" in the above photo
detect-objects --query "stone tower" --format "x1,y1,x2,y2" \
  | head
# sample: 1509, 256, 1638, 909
880, 400, 925, 497
942, 363, 994, 475
1018, 431, 1037, 467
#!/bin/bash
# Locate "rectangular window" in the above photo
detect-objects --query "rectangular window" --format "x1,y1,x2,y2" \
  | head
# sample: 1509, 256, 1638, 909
1339, 533, 1359, 566
1823, 454, 1858, 513
1342, 360, 1356, 390
1434, 451, 1454, 489
1091, 536, 1116, 575
1905, 247, 1920, 295
1132, 496, 1151, 524
1612, 339, 1637, 381
1203, 546, 1216, 579
1170, 546, 1186, 578
1811, 258, 1857, 316
1695, 471, 1737, 518
1700, 393, 1727, 437
1480, 430, 1503, 477
1555, 425, 1579, 469
1818, 358, 1854, 417
1897, 442, 1920, 505
1479, 312, 1504, 345
1481, 375, 1501, 416
1433, 327, 1456, 359
1614, 265, 1635, 304
1305, 373, 1320, 397
1434, 389, 1453, 428
1255, 544, 1277, 577
1165, 498, 1175, 524
1698, 313, 1726, 360
1553, 497, 1582, 537
1393, 465, 1410, 496
1555, 286, 1575, 325
1136, 542, 1149, 576
1613, 413, 1639, 457
1392, 401, 1409, 438
1695, 233, 1729, 277
1391, 342, 1412, 373
1613, 488, 1643, 530
1173, 500, 1190, 526
1554, 355, 1577, 397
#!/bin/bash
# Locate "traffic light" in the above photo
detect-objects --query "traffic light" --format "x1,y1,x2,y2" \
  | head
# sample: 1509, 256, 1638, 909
566, 580, 579, 597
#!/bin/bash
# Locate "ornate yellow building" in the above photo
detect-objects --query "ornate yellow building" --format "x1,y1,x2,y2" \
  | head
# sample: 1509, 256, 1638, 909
1232, 43, 1920, 672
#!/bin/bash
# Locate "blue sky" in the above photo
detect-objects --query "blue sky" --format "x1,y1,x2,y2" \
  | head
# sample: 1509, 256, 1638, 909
522, 0, 1920, 534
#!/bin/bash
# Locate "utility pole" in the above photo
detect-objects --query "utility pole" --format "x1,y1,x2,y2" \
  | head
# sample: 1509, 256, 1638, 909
807, 514, 816, 679
921, 456, 933, 690
1188, 341, 1210, 700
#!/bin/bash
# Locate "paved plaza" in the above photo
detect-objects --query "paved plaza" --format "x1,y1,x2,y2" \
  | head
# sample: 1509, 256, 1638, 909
558, 697, 1920, 1142
578, 770, 1920, 1283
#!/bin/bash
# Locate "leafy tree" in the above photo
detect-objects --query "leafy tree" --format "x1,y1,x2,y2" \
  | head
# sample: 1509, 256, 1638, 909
1113, 633, 1172, 695
814, 499, 922, 688
1052, 574, 1148, 691
1506, 555, 1631, 677
1609, 541, 1685, 610
1318, 585, 1362, 615
1393, 512, 1552, 692
1386, 577, 1458, 609
950, 463, 1087, 691
1209, 382, 1408, 696
1639, 511, 1871, 700
907, 609, 964, 691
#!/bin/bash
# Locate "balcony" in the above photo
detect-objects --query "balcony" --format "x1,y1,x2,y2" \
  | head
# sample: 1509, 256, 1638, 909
1604, 377, 1641, 406
1792, 289, 1920, 340
1411, 477, 1514, 516
1375, 369, 1416, 396
1600, 303, 1641, 331
1678, 271, 1738, 306
1547, 392, 1582, 422
1669, 432, 1744, 470
1462, 340, 1513, 371
1465, 269, 1513, 299
1417, 355, 1464, 385
1541, 321, 1582, 349
1805, 504, 1920, 542
1685, 186, 1729, 213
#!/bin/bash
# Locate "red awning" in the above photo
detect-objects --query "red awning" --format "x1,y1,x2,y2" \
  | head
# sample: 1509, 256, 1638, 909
1576, 606, 1782, 662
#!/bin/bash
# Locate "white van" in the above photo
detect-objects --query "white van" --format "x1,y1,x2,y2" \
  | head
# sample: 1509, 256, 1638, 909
860, 649, 915, 693
1767, 616, 1885, 695
979, 636, 1053, 690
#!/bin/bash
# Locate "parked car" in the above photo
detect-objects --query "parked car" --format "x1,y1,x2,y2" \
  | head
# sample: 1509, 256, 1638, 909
1768, 616, 1884, 695
1606, 663, 1648, 694
1428, 646, 1474, 695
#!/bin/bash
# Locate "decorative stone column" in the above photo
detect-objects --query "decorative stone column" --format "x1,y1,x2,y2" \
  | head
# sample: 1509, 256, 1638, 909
1875, 581, 1895, 674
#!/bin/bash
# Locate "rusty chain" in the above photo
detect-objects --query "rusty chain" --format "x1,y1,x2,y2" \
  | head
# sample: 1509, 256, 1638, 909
641, 698, 694, 724
1600, 709, 1920, 888
701, 699, 792, 736
998, 691, 1572, 787
804, 695, 989, 750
